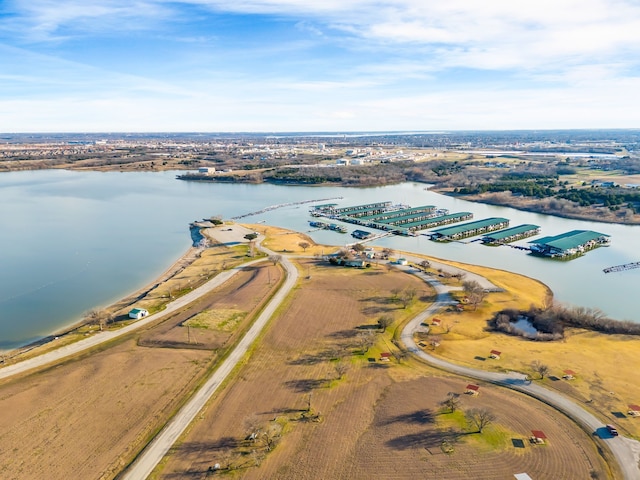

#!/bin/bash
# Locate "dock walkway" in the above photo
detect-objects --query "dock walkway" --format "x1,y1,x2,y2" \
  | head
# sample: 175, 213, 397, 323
603, 262, 640, 274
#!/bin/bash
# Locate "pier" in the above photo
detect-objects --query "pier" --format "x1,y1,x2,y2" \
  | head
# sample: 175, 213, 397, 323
232, 196, 343, 219
603, 262, 640, 274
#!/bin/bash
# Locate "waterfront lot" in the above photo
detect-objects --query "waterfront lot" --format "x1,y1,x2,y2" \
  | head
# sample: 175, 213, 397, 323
0, 262, 281, 479
156, 259, 606, 480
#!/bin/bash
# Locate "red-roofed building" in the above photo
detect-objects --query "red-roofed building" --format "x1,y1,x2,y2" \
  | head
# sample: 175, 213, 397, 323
465, 384, 480, 395
563, 369, 576, 380
431, 318, 441, 326
380, 352, 391, 362
490, 350, 501, 359
530, 430, 547, 444
628, 405, 640, 417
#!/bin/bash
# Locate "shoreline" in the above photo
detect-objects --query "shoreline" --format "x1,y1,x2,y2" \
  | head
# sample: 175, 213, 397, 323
2, 245, 201, 359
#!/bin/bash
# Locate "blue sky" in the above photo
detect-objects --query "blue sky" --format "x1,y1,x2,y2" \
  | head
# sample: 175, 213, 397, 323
1, 0, 640, 132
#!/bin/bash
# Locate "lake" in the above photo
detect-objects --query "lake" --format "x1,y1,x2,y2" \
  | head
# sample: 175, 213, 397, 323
1, 169, 638, 350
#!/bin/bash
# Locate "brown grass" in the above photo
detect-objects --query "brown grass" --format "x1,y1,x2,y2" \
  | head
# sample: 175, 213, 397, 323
0, 262, 281, 480
155, 259, 607, 479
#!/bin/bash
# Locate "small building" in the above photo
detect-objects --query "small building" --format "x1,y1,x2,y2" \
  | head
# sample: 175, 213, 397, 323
489, 350, 502, 360
431, 318, 442, 326
562, 369, 576, 380
514, 474, 534, 480
530, 430, 547, 444
128, 308, 149, 319
396, 258, 408, 266
628, 405, 640, 417
198, 167, 216, 174
380, 352, 392, 362
465, 384, 480, 396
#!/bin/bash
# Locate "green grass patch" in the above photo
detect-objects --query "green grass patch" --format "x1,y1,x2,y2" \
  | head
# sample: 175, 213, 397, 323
184, 309, 246, 331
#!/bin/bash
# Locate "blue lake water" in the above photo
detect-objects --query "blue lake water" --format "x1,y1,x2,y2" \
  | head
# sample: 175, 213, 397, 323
1, 169, 638, 350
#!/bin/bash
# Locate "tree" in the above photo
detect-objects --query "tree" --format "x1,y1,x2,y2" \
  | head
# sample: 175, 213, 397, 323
382, 247, 394, 259
244, 233, 258, 241
260, 421, 283, 451
391, 350, 409, 364
84, 309, 109, 331
531, 360, 550, 379
333, 360, 350, 379
465, 408, 496, 433
243, 414, 261, 443
268, 254, 281, 265
440, 392, 461, 413
429, 335, 442, 349
377, 315, 394, 332
400, 287, 418, 309
352, 243, 365, 252
298, 241, 310, 252
357, 331, 375, 354
419, 259, 430, 271
463, 280, 488, 310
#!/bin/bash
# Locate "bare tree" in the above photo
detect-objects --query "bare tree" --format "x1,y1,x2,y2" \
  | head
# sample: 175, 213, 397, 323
429, 335, 442, 349
352, 243, 365, 252
298, 241, 310, 252
243, 414, 261, 443
84, 309, 109, 331
531, 360, 550, 379
268, 254, 281, 265
465, 408, 496, 433
390, 288, 402, 302
391, 350, 409, 364
260, 422, 283, 451
377, 315, 394, 332
463, 280, 488, 310
400, 287, 418, 309
333, 360, 350, 379
419, 259, 431, 271
382, 247, 394, 259
357, 331, 376, 354
440, 392, 461, 413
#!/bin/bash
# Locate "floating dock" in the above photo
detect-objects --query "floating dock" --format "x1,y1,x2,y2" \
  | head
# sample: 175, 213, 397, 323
331, 201, 393, 218
429, 217, 510, 241
351, 229, 373, 239
604, 261, 640, 273
482, 224, 541, 245
529, 230, 610, 259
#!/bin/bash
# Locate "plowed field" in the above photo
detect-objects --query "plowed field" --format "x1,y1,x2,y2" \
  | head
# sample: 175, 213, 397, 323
158, 260, 608, 479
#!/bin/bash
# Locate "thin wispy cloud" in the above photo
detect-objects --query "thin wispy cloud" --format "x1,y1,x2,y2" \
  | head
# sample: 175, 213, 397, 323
0, 0, 639, 131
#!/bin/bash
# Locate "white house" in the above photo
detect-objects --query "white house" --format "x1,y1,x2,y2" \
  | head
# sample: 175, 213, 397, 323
198, 167, 216, 174
128, 308, 149, 319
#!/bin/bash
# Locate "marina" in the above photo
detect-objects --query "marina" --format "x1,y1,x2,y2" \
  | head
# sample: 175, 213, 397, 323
482, 224, 541, 245
529, 230, 611, 259
429, 217, 510, 242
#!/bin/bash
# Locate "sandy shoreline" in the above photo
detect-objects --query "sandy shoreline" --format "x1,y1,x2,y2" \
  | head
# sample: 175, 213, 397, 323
3, 245, 201, 358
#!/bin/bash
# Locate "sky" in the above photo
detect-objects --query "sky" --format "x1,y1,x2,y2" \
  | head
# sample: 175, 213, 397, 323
1, 0, 640, 132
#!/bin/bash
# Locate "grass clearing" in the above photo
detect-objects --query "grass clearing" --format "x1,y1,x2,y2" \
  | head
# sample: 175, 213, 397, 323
183, 309, 246, 331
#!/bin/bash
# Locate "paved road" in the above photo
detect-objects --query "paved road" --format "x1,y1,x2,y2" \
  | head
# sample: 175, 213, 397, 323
398, 264, 640, 480
0, 265, 261, 381
120, 246, 298, 480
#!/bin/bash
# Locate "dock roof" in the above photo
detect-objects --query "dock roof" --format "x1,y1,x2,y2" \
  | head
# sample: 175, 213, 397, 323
400, 212, 472, 230
360, 205, 436, 221
529, 230, 610, 251
431, 217, 509, 236
482, 224, 540, 241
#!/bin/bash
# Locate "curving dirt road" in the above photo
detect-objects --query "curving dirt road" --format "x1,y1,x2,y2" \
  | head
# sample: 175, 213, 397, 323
398, 264, 640, 480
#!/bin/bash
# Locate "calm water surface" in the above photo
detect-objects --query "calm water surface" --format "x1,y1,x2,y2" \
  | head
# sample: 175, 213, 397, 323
1, 170, 638, 350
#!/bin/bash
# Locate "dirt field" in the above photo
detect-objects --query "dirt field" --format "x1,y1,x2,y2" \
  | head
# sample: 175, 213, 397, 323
155, 259, 608, 480
0, 261, 280, 480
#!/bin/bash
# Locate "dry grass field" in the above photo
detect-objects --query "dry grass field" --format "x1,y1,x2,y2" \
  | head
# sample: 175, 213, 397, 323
0, 261, 280, 480
414, 255, 640, 440
155, 259, 608, 480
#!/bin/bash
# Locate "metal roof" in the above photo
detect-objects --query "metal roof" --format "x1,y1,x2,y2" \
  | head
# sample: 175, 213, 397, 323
401, 212, 472, 230
529, 230, 609, 251
483, 224, 540, 241
431, 217, 509, 236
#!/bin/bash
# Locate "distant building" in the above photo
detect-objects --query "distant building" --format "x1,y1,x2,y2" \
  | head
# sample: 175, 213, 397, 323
128, 308, 149, 319
198, 167, 216, 174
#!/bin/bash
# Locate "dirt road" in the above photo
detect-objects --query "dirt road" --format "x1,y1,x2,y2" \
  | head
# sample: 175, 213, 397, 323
398, 264, 640, 480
